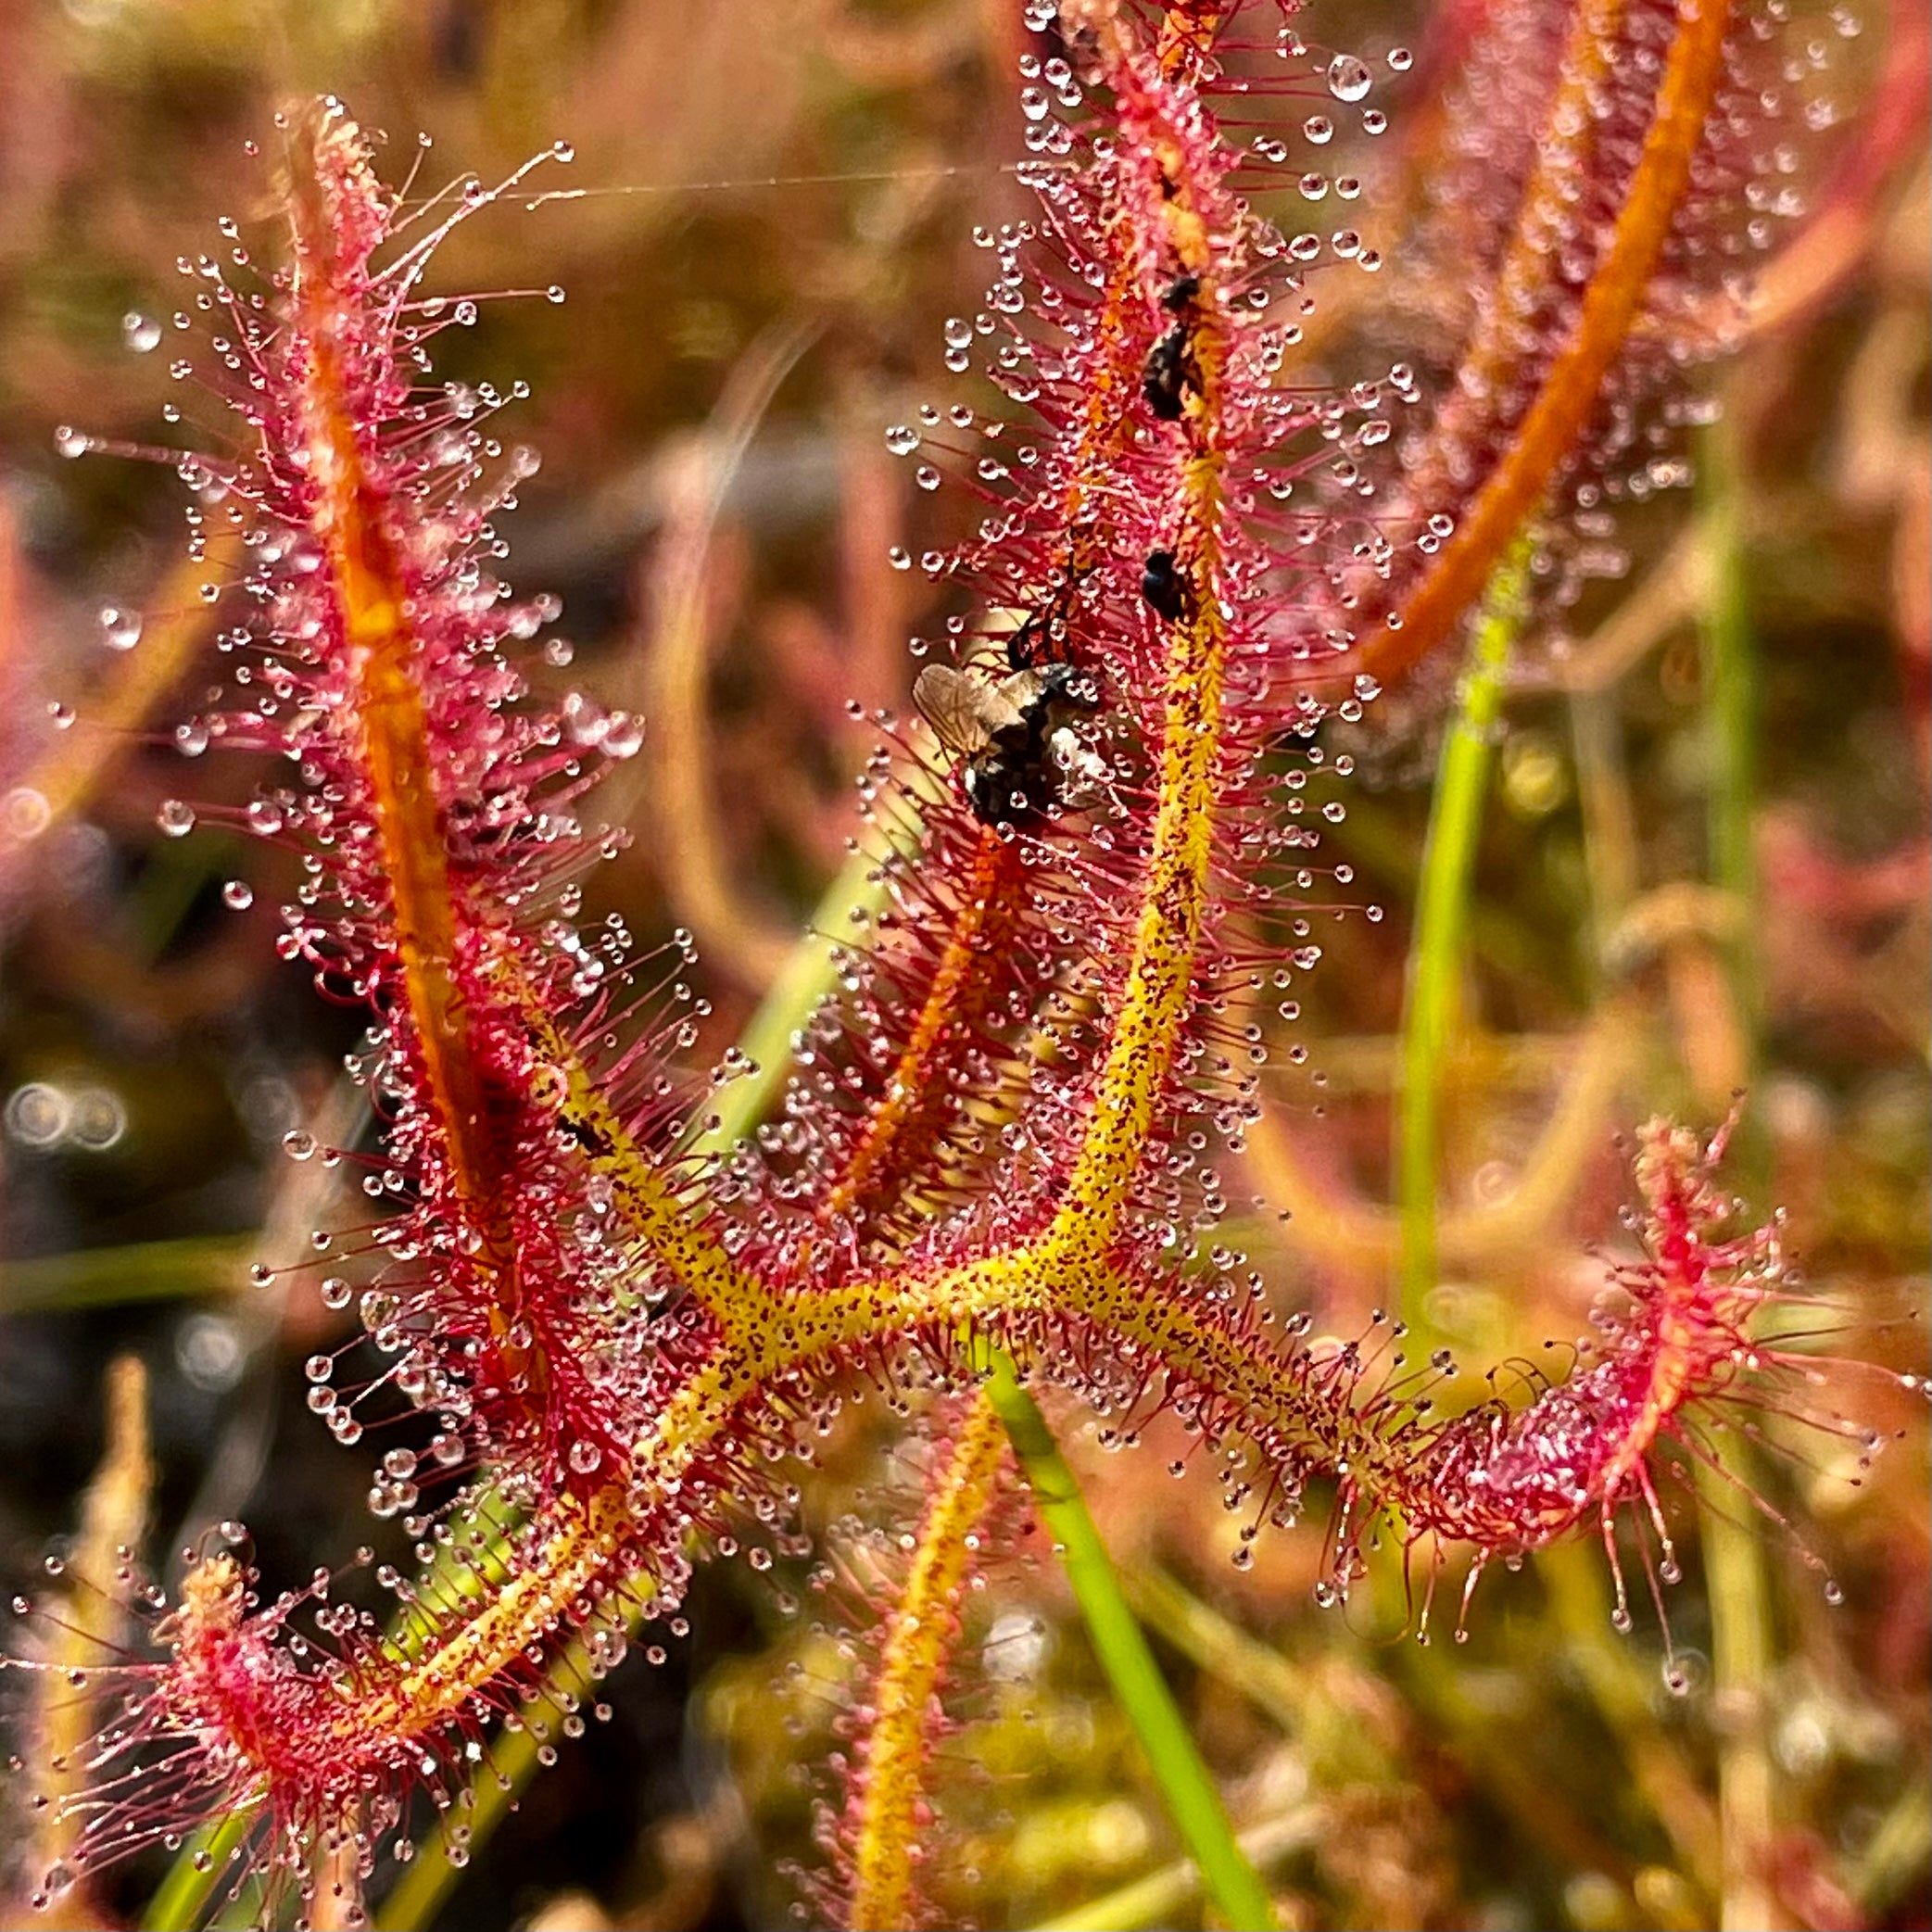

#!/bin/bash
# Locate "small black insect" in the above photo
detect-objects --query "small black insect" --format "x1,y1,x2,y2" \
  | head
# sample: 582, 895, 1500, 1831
1141, 549, 1193, 622
1161, 271, 1201, 313
1142, 323, 1196, 422
914, 660, 1105, 827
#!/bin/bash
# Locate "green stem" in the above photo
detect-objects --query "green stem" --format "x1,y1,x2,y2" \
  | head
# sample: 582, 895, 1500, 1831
1395, 534, 1536, 1344
372, 1643, 597, 1932
140, 1812, 251, 1932
685, 833, 903, 1159
982, 1355, 1280, 1932
1568, 687, 1641, 965
0, 1234, 256, 1314
1851, 1774, 1932, 1918
1695, 417, 1781, 1932
1027, 1810, 1316, 1932
1700, 1483, 1778, 1929
1701, 421, 1759, 1036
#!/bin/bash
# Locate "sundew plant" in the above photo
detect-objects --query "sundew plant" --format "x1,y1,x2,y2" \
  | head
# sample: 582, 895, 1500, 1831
0, 2, 1926, 1929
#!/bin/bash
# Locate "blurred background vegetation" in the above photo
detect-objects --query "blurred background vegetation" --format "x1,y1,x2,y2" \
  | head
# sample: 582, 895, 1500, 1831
0, 2, 1925, 1928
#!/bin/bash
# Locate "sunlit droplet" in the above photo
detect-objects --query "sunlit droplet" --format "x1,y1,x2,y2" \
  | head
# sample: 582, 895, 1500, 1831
1326, 54, 1372, 101
98, 606, 144, 652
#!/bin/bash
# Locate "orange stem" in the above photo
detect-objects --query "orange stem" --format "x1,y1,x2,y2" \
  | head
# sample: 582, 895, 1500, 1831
288, 117, 522, 1343
821, 832, 1032, 1228
1360, 0, 1733, 689
1403, 0, 1629, 518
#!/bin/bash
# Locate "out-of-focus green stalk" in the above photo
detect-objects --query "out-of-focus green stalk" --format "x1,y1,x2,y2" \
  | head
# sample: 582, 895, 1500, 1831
372, 1643, 598, 1932
1702, 425, 1759, 1037
1696, 419, 1781, 1932
686, 830, 911, 1159
141, 1812, 251, 1932
1132, 1559, 1648, 1898
0, 1234, 256, 1313
982, 1355, 1280, 1932
1396, 533, 1535, 1345
1028, 1809, 1316, 1932
1852, 1774, 1932, 1917
127, 831, 245, 964
1539, 1544, 1721, 1901
1569, 686, 1642, 961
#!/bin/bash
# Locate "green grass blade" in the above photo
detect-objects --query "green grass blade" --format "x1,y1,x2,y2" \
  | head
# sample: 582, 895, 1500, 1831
1395, 534, 1536, 1343
0, 1233, 256, 1314
372, 1642, 599, 1931
685, 828, 910, 1160
139, 1812, 254, 1932
1700, 422, 1759, 1034
1695, 418, 1779, 1932
982, 1353, 1280, 1932
1027, 1809, 1317, 1932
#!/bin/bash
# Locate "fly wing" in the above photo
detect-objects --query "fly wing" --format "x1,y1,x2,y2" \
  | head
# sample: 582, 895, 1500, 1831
914, 665, 1019, 753
913, 665, 991, 754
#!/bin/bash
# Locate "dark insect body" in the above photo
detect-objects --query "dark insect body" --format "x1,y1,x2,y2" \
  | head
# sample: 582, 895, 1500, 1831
1142, 322, 1197, 421
1141, 548, 1193, 622
914, 660, 1103, 827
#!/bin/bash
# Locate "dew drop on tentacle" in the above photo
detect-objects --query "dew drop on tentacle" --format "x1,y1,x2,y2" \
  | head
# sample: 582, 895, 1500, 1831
1325, 54, 1372, 102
